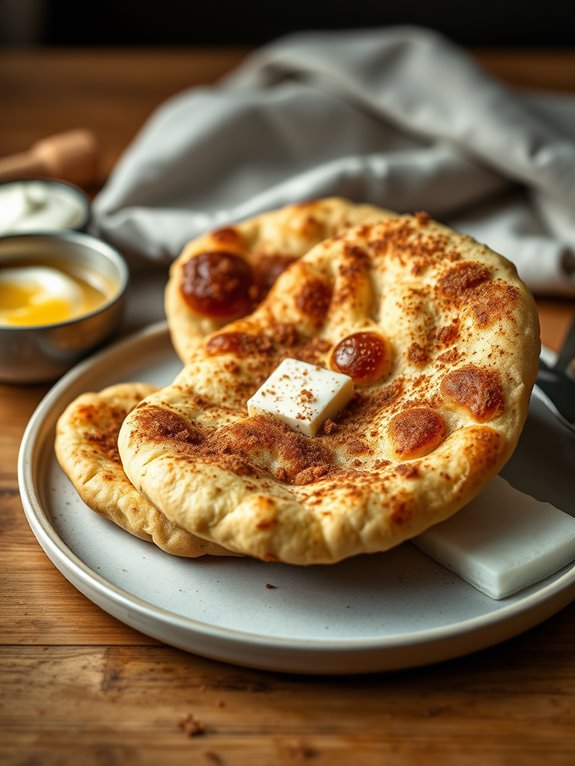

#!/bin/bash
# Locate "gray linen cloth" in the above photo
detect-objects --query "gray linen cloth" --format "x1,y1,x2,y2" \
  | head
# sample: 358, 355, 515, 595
93, 26, 575, 295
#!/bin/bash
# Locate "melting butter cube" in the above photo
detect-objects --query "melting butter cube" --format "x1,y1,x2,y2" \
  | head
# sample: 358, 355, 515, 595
247, 358, 354, 437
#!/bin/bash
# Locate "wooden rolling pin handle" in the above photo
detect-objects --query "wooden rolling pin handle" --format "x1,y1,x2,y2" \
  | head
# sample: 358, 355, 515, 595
0, 129, 100, 188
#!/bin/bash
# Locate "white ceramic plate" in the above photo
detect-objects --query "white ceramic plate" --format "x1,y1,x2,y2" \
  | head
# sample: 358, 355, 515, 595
18, 322, 575, 674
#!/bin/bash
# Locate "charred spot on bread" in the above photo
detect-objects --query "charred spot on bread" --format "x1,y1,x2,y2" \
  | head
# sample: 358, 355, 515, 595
180, 251, 255, 318
440, 365, 504, 422
331, 331, 393, 386
388, 407, 447, 460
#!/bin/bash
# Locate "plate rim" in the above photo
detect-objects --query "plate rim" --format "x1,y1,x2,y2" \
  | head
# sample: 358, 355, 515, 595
17, 321, 575, 671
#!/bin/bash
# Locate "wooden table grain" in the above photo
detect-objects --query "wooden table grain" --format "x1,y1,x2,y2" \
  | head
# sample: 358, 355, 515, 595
1, 47, 575, 766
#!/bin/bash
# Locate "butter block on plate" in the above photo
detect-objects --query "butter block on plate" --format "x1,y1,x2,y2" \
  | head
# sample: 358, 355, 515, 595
414, 476, 575, 599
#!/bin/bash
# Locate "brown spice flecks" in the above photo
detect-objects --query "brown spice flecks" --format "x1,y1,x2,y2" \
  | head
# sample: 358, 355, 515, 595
265, 583, 277, 589
75, 403, 98, 423
343, 243, 370, 262
276, 467, 289, 482
438, 348, 460, 364
321, 418, 338, 434
388, 495, 413, 525
295, 277, 332, 326
135, 406, 204, 446
299, 389, 315, 402
134, 406, 256, 476
216, 454, 255, 476
178, 713, 205, 737
440, 365, 504, 422
267, 322, 300, 347
436, 321, 459, 347
346, 437, 369, 455
293, 464, 334, 486
410, 258, 427, 276
437, 262, 491, 304
371, 219, 450, 270
370, 220, 414, 256
470, 281, 520, 329
464, 427, 501, 473
342, 380, 403, 424
206, 331, 274, 358
290, 337, 332, 365
83, 404, 128, 464
217, 415, 333, 484
396, 463, 420, 479
371, 380, 403, 409
333, 246, 370, 306
406, 341, 429, 366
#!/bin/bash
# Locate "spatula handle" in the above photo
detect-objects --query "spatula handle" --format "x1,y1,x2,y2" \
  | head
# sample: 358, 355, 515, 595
0, 129, 100, 187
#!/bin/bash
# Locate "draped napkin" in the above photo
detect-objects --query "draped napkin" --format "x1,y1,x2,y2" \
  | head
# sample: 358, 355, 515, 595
92, 26, 575, 295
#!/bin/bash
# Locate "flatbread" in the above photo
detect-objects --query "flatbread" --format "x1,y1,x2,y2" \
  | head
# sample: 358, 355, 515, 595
119, 213, 540, 565
165, 197, 394, 362
55, 383, 233, 557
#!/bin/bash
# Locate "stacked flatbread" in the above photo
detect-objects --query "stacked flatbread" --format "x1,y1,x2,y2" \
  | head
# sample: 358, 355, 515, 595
56, 198, 392, 557
55, 198, 540, 563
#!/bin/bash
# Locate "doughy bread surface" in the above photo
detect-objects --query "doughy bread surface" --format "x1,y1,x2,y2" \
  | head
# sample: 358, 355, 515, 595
120, 214, 540, 565
166, 197, 394, 362
55, 383, 234, 557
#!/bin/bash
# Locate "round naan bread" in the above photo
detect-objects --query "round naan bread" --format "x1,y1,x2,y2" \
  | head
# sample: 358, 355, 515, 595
120, 213, 540, 565
165, 197, 394, 362
55, 383, 234, 557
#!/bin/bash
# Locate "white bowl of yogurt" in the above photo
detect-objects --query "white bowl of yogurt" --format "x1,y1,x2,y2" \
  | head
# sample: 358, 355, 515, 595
0, 179, 91, 236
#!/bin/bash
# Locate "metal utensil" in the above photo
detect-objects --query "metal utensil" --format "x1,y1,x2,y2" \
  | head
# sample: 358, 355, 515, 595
533, 316, 575, 433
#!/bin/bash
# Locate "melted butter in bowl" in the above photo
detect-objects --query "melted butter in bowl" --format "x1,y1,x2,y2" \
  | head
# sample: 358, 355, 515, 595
0, 263, 112, 327
0, 232, 128, 383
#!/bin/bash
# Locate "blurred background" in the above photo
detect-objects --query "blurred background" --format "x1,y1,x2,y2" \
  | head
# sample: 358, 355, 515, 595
0, 0, 573, 47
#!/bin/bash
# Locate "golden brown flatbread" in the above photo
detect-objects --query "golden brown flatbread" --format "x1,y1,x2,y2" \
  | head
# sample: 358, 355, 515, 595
119, 213, 540, 565
165, 197, 394, 362
55, 383, 234, 557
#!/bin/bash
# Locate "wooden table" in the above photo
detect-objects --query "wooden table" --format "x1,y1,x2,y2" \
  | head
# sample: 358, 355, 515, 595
1, 47, 575, 766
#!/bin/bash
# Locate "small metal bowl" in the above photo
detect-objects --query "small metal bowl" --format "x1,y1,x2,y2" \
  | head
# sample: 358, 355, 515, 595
0, 231, 128, 383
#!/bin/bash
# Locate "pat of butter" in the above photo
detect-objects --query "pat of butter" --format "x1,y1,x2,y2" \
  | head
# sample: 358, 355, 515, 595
414, 477, 575, 599
0, 266, 84, 326
247, 358, 354, 437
